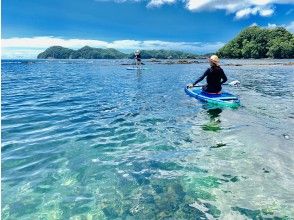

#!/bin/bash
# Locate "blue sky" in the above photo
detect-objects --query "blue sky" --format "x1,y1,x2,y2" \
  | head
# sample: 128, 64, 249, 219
2, 0, 294, 58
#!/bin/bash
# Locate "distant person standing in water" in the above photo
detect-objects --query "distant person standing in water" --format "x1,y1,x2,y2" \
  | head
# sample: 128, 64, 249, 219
187, 55, 227, 94
134, 50, 141, 68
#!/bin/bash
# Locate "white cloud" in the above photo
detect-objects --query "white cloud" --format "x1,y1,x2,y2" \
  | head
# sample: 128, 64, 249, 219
248, 21, 294, 33
234, 6, 273, 19
2, 37, 109, 49
267, 23, 278, 28
235, 7, 259, 19
285, 21, 294, 33
259, 8, 274, 16
102, 0, 293, 19
1, 48, 45, 59
266, 21, 294, 33
186, 0, 211, 11
147, 0, 176, 8
185, 0, 279, 19
1, 36, 224, 58
250, 22, 259, 27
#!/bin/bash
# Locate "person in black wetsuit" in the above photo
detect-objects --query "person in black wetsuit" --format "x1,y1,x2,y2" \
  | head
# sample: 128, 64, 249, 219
187, 55, 227, 93
134, 50, 141, 67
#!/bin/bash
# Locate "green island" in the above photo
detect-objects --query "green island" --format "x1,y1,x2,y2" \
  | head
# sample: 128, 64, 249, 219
217, 26, 294, 59
37, 26, 294, 59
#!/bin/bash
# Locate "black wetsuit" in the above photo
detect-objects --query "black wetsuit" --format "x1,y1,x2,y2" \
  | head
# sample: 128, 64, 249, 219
135, 54, 141, 61
193, 66, 227, 93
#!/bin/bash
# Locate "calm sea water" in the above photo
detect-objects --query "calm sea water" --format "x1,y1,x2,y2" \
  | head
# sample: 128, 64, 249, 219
2, 59, 294, 219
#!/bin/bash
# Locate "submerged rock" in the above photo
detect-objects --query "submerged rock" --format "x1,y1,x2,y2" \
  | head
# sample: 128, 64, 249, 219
177, 59, 200, 64
149, 58, 161, 62
283, 134, 290, 139
262, 168, 270, 173
224, 63, 243, 66
210, 143, 226, 148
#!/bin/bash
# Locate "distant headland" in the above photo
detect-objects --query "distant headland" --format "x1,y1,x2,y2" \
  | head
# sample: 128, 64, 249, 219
37, 46, 203, 59
37, 27, 294, 60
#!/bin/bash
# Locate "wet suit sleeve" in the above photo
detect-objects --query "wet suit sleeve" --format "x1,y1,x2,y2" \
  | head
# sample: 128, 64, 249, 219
220, 69, 227, 84
193, 68, 209, 86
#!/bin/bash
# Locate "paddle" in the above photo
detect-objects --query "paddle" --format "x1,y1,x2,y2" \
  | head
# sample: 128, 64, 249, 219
187, 80, 240, 88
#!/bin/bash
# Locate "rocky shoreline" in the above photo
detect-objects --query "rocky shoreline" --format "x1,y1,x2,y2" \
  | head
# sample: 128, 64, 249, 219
120, 59, 294, 66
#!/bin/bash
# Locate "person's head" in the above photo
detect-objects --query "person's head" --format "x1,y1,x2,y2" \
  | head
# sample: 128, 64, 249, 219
135, 49, 140, 55
209, 55, 220, 67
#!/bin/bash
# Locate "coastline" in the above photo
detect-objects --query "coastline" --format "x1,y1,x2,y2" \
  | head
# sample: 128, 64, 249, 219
2, 58, 294, 66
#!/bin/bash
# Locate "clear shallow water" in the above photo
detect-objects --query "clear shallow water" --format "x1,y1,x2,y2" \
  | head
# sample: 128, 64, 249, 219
2, 59, 294, 219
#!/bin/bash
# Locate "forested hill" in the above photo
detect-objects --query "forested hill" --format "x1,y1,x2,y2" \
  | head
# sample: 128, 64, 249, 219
37, 46, 199, 59
128, 50, 198, 59
37, 46, 127, 59
37, 27, 293, 60
217, 26, 294, 59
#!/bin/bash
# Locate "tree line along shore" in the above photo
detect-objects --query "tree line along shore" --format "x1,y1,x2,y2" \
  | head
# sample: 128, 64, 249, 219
37, 26, 294, 60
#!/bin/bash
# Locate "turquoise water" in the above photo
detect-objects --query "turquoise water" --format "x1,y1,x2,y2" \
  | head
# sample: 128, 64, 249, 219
2, 59, 294, 219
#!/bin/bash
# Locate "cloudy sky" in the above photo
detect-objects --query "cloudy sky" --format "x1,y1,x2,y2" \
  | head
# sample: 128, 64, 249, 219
2, 0, 294, 58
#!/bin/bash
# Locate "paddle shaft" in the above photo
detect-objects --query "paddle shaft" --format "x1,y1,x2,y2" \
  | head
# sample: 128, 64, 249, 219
193, 82, 229, 87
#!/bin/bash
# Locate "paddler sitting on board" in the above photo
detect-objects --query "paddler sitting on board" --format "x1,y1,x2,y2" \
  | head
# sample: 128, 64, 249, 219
134, 50, 142, 68
187, 55, 227, 94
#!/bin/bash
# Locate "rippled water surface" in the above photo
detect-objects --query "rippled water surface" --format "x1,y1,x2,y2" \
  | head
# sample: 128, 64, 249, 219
2, 59, 294, 219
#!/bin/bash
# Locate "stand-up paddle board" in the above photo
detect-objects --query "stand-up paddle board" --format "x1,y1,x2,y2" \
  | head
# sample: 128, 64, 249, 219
185, 87, 240, 107
126, 67, 149, 70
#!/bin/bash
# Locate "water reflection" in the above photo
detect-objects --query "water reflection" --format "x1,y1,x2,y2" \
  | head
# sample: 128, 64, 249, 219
136, 69, 142, 76
207, 108, 222, 119
202, 108, 222, 132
